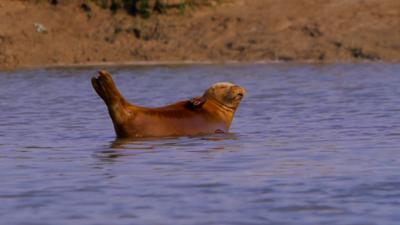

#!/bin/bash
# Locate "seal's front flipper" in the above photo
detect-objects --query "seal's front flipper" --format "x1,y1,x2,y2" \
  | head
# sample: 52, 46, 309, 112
186, 96, 206, 109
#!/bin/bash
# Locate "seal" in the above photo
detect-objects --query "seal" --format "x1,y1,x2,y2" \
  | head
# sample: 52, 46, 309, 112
91, 70, 246, 138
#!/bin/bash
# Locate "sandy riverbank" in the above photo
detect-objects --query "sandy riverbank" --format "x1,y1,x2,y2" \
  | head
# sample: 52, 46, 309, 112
0, 0, 399, 70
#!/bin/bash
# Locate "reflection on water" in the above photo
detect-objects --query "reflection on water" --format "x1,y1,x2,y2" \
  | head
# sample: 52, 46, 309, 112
1, 63, 400, 225
110, 133, 238, 149
98, 134, 240, 161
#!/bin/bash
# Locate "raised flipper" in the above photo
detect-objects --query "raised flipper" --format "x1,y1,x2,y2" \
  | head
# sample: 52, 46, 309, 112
91, 70, 128, 108
91, 70, 132, 127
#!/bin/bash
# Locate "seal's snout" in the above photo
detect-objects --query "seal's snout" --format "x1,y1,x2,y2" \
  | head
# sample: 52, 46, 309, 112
232, 85, 247, 98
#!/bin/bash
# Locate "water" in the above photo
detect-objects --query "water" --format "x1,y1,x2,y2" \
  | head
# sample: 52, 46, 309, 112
1, 63, 400, 225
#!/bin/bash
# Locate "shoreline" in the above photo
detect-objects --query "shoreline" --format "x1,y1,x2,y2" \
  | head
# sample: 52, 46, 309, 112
3, 59, 399, 72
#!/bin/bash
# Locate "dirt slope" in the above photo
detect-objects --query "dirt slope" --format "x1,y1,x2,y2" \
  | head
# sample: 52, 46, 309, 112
0, 0, 399, 69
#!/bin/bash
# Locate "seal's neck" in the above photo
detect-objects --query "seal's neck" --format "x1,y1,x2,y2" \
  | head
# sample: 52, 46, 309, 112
204, 98, 236, 128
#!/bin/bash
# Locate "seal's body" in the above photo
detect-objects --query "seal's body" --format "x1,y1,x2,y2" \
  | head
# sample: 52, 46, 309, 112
91, 70, 246, 138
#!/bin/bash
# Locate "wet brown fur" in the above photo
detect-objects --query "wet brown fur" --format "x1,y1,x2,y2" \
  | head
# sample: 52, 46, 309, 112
91, 70, 245, 138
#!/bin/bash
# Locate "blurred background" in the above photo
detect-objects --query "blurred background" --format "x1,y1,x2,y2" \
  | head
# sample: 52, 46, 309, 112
0, 0, 399, 69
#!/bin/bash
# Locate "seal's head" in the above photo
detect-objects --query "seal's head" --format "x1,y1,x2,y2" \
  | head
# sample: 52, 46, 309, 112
203, 82, 247, 110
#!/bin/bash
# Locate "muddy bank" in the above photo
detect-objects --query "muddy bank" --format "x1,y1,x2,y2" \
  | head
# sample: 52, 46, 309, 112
0, 0, 399, 70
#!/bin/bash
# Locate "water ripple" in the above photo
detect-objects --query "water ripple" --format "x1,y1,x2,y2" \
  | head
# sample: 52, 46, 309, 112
0, 64, 400, 224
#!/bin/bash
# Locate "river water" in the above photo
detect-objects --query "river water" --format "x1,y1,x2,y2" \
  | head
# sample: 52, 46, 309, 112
0, 63, 399, 225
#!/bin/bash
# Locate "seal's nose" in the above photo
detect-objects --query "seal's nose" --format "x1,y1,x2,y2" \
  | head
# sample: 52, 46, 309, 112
232, 85, 246, 99
234, 85, 247, 96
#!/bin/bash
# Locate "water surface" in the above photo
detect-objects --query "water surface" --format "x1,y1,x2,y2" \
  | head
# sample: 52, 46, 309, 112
1, 63, 400, 225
